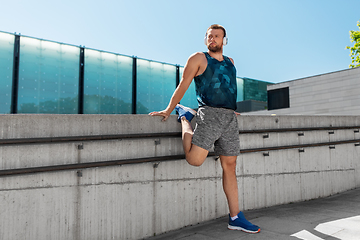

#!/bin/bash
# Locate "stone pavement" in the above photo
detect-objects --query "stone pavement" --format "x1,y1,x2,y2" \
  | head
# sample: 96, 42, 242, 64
145, 187, 360, 240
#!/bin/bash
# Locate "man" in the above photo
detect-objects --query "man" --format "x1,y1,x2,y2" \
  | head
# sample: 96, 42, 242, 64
149, 24, 260, 233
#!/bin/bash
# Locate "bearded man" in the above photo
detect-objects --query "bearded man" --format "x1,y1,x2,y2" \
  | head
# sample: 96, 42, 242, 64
149, 24, 260, 234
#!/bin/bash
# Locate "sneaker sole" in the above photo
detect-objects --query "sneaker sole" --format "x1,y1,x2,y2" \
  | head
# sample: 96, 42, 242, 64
176, 104, 196, 115
228, 224, 261, 233
176, 104, 196, 122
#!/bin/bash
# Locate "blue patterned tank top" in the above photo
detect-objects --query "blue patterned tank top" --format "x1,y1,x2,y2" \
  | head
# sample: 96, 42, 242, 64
194, 52, 237, 110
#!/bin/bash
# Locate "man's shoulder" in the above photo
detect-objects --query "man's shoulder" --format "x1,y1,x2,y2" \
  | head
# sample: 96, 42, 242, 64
188, 52, 207, 64
190, 52, 206, 59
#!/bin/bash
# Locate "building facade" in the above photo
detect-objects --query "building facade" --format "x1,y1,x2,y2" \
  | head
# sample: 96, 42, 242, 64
249, 67, 360, 115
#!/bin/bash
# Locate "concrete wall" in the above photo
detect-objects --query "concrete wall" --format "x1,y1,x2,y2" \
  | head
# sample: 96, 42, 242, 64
249, 67, 360, 115
0, 114, 359, 239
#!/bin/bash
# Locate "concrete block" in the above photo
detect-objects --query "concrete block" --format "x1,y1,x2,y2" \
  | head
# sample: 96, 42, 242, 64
299, 146, 331, 172
239, 133, 264, 150
153, 178, 219, 235
0, 170, 78, 191
298, 130, 330, 146
78, 182, 154, 240
329, 169, 356, 195
0, 136, 184, 171
329, 144, 353, 170
1, 114, 360, 239
354, 144, 360, 187
0, 186, 77, 240
77, 139, 148, 162
79, 162, 155, 185
264, 173, 301, 207
241, 152, 265, 176
154, 156, 219, 181
235, 154, 244, 175
0, 114, 182, 139
263, 132, 300, 149
264, 149, 300, 174
242, 175, 266, 210
238, 115, 280, 131
300, 172, 327, 200
329, 129, 356, 143
236, 176, 245, 212
0, 142, 79, 170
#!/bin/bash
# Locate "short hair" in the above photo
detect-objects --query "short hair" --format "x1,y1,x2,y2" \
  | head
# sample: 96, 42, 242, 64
206, 24, 226, 37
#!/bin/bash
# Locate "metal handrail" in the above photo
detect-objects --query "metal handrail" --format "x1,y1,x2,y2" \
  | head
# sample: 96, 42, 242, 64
240, 138, 360, 153
0, 138, 359, 177
0, 126, 359, 146
0, 132, 182, 146
0, 154, 190, 177
239, 126, 360, 134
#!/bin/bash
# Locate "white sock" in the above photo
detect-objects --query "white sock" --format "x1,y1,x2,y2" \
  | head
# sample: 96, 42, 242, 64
231, 215, 238, 221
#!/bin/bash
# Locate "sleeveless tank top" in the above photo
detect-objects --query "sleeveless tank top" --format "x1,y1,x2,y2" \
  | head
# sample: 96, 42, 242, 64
194, 52, 237, 110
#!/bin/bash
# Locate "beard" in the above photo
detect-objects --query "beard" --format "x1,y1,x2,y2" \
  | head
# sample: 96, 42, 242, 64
208, 44, 222, 53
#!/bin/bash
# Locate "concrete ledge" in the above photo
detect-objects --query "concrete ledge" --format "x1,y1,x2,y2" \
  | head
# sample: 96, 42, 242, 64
0, 114, 359, 239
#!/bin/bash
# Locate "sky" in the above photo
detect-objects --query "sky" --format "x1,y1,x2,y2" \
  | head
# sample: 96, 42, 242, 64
1, 0, 359, 83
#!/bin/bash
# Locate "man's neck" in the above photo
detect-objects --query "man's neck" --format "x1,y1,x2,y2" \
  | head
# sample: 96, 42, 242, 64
207, 50, 224, 61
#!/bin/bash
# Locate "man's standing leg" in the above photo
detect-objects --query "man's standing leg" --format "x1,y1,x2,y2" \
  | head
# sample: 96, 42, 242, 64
219, 155, 240, 217
221, 156, 261, 233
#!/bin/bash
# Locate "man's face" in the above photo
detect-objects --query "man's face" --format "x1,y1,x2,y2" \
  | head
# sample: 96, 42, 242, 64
206, 28, 225, 53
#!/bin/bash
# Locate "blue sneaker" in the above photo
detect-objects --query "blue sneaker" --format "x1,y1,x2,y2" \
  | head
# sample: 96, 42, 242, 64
228, 211, 261, 233
175, 104, 196, 123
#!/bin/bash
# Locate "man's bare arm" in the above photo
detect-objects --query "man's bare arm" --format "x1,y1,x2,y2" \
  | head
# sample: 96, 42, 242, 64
149, 52, 205, 121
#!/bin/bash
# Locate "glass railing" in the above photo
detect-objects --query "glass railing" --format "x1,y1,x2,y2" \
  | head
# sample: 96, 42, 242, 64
84, 49, 133, 114
17, 37, 79, 114
0, 31, 264, 114
0, 32, 15, 114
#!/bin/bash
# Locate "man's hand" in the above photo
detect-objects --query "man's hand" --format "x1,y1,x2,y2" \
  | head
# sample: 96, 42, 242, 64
148, 110, 171, 121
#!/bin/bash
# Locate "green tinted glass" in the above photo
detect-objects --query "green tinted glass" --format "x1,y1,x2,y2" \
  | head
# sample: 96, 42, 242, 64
243, 78, 271, 102
236, 77, 244, 102
84, 49, 133, 114
136, 60, 176, 114
179, 66, 198, 109
18, 37, 79, 113
0, 32, 14, 114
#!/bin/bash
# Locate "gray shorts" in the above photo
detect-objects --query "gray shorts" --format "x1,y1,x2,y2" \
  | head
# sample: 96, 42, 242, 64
192, 106, 240, 156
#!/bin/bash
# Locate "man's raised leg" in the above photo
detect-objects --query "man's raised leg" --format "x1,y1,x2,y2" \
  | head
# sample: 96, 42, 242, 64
180, 117, 208, 166
175, 104, 208, 166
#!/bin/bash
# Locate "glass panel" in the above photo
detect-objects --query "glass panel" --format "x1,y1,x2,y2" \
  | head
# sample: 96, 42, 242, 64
18, 37, 79, 113
0, 32, 14, 114
236, 77, 244, 102
179, 66, 198, 109
84, 49, 133, 114
136, 60, 176, 114
243, 77, 271, 102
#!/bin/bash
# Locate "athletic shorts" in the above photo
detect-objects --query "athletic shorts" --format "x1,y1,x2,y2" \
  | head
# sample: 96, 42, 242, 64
192, 106, 240, 156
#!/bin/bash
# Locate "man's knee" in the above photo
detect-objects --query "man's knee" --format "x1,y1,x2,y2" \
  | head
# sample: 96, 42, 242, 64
185, 155, 206, 167
220, 156, 237, 171
223, 162, 236, 172
184, 145, 209, 166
